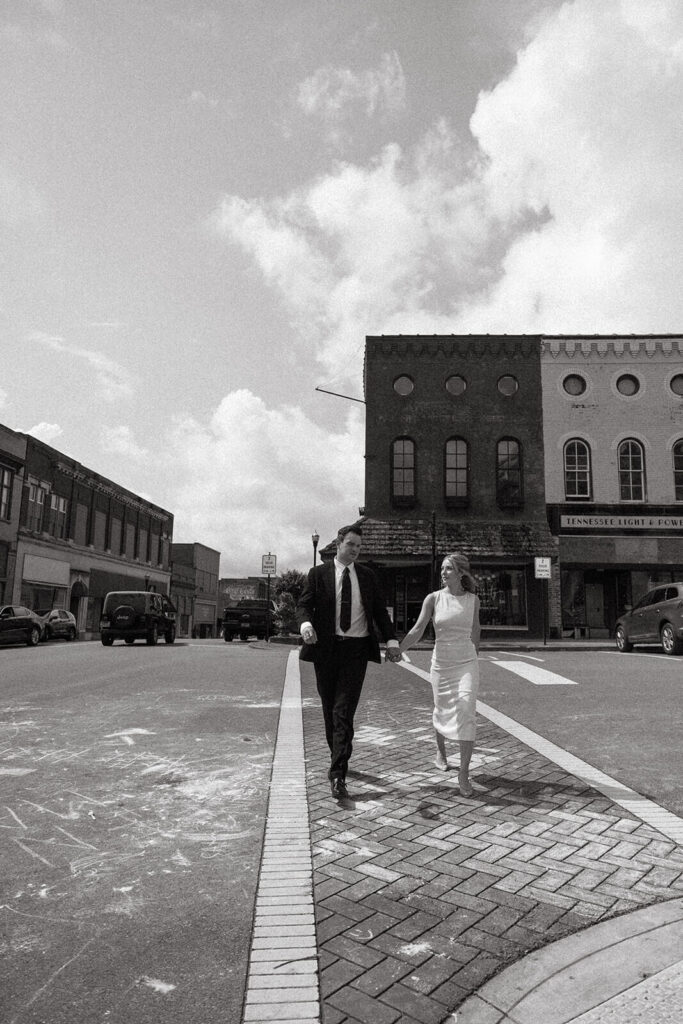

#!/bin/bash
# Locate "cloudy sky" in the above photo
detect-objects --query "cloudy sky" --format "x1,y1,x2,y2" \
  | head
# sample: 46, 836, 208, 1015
2, 0, 682, 576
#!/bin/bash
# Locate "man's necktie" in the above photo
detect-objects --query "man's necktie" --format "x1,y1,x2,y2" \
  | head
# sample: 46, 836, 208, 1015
340, 567, 352, 632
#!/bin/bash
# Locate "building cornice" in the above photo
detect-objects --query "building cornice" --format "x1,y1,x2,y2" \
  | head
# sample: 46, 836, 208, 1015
55, 462, 171, 521
366, 335, 541, 360
542, 337, 683, 359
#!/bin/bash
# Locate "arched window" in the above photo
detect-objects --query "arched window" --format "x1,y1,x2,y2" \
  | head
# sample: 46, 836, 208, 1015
496, 438, 523, 507
445, 438, 468, 505
618, 439, 646, 501
564, 439, 592, 501
391, 437, 415, 503
673, 440, 683, 501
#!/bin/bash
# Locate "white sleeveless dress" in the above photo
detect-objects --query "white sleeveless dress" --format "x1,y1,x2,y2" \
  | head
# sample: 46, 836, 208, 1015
430, 589, 479, 742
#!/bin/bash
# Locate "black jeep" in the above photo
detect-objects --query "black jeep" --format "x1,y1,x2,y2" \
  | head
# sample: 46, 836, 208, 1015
100, 591, 176, 646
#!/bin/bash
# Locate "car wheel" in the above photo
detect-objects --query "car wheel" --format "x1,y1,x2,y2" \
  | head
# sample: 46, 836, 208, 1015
27, 625, 41, 646
125, 637, 135, 645
146, 624, 158, 645
164, 626, 176, 644
101, 634, 114, 646
615, 625, 633, 652
660, 622, 683, 655
67, 627, 76, 641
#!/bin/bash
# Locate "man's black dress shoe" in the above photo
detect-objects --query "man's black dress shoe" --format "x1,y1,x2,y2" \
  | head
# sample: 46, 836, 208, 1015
331, 778, 349, 800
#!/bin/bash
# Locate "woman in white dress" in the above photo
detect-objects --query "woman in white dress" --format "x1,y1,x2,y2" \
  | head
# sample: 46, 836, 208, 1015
398, 553, 481, 796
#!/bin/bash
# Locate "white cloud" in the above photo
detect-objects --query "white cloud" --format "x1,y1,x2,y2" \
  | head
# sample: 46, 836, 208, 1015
0, 23, 69, 51
100, 425, 148, 461
188, 90, 219, 108
0, 168, 44, 225
297, 52, 406, 147
0, 387, 7, 409
219, 0, 683, 390
30, 332, 134, 402
26, 421, 63, 443
115, 390, 364, 575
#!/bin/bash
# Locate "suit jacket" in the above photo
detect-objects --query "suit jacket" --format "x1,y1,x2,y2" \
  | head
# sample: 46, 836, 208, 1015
296, 560, 396, 664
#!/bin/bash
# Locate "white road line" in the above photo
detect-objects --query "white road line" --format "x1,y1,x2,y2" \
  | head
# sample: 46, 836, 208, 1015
489, 651, 546, 662
241, 650, 320, 1024
399, 660, 683, 845
489, 660, 578, 686
599, 650, 674, 661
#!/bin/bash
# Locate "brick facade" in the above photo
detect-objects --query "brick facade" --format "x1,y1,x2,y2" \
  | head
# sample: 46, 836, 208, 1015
9, 428, 173, 638
360, 336, 559, 639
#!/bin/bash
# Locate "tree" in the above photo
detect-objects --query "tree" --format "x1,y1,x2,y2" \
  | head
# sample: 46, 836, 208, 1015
273, 569, 307, 635
274, 569, 306, 602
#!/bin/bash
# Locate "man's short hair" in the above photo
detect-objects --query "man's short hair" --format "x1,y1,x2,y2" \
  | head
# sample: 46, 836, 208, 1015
336, 523, 363, 545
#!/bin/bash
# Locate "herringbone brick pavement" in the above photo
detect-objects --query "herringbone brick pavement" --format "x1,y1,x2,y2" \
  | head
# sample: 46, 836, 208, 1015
301, 666, 683, 1024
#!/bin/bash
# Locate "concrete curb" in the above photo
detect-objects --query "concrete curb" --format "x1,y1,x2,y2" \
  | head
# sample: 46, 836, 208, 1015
455, 897, 683, 1023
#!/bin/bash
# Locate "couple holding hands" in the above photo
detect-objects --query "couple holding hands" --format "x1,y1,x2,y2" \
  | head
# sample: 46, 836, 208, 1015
297, 523, 480, 801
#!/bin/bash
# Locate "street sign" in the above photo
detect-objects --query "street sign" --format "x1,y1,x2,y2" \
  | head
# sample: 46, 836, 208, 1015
534, 556, 551, 579
262, 553, 277, 575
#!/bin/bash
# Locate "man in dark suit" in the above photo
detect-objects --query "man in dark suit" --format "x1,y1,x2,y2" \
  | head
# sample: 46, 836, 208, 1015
296, 523, 400, 800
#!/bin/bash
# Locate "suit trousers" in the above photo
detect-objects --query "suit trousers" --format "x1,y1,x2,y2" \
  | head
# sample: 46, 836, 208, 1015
313, 636, 371, 780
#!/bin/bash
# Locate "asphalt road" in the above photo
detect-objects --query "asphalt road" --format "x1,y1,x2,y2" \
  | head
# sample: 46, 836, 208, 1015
407, 646, 683, 818
3, 638, 681, 1023
0, 637, 289, 1024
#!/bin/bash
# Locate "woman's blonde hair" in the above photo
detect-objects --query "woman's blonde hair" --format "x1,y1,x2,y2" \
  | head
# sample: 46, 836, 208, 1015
443, 552, 476, 592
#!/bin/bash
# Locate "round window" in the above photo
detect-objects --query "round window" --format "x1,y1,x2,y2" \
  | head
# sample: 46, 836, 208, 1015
497, 375, 519, 396
445, 375, 467, 396
670, 374, 683, 396
393, 375, 414, 396
616, 374, 640, 396
562, 374, 587, 396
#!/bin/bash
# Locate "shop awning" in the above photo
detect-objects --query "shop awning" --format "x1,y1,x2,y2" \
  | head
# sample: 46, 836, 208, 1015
322, 517, 558, 562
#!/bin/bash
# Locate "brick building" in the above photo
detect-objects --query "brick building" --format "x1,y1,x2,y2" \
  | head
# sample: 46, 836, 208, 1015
356, 335, 558, 639
542, 335, 683, 637
171, 543, 220, 638
0, 425, 26, 604
8, 429, 173, 637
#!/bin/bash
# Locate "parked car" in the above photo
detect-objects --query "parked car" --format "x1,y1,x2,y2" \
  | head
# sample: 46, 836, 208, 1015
100, 591, 177, 646
0, 605, 44, 647
35, 608, 78, 642
222, 599, 276, 641
615, 582, 683, 655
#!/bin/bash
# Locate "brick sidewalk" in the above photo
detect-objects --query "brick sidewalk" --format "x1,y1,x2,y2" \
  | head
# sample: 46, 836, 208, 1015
301, 663, 683, 1024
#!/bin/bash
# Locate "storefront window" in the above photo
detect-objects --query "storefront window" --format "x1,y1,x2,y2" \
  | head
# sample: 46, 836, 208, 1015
20, 585, 67, 611
561, 570, 586, 631
476, 568, 527, 628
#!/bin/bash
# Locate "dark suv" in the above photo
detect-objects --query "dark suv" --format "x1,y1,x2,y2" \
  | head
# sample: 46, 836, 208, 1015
100, 591, 176, 646
615, 582, 683, 655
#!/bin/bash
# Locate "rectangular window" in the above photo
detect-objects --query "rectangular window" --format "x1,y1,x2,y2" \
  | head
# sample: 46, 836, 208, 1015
26, 483, 47, 531
46, 494, 68, 539
0, 466, 12, 520
445, 439, 468, 500
392, 439, 415, 498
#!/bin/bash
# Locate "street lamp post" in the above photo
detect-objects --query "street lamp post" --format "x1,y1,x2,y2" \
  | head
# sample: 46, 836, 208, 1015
312, 530, 320, 566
